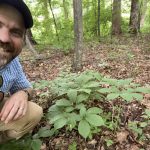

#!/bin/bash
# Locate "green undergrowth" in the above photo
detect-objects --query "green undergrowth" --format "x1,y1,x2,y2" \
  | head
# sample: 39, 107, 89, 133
1, 70, 150, 150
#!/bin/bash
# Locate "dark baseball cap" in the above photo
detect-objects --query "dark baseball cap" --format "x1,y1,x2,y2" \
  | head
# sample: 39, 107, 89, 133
0, 0, 33, 29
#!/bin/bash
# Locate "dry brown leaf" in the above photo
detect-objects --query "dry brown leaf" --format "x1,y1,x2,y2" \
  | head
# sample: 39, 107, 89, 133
40, 143, 47, 150
129, 144, 140, 150
116, 130, 129, 144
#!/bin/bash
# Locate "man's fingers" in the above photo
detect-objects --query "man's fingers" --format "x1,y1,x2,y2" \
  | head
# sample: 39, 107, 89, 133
13, 107, 24, 120
0, 102, 14, 121
4, 105, 19, 123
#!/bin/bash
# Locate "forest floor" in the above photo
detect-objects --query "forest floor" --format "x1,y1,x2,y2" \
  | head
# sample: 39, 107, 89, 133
20, 35, 150, 150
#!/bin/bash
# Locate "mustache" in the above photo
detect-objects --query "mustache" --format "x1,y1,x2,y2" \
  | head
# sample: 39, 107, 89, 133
0, 41, 14, 52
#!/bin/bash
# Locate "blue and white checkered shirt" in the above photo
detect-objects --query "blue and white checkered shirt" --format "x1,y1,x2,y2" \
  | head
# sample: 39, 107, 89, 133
0, 57, 31, 94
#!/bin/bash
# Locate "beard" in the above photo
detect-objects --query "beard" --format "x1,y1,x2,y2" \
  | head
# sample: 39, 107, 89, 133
0, 47, 14, 69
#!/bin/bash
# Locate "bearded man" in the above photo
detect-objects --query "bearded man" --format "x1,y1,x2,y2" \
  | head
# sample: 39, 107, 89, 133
0, 0, 43, 143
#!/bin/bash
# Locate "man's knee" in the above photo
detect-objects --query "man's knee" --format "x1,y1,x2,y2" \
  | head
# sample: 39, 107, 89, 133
28, 101, 43, 123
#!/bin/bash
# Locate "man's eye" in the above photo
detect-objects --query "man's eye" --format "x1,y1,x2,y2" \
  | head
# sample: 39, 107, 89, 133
11, 30, 23, 37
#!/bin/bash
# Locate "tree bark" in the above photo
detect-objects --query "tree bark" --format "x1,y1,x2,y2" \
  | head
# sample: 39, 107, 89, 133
63, 0, 69, 20
112, 0, 122, 35
48, 0, 60, 41
72, 0, 83, 72
97, 0, 100, 37
139, 0, 148, 28
129, 0, 140, 34
26, 29, 37, 45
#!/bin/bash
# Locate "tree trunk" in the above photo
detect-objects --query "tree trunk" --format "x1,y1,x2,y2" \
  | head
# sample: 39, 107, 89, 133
97, 0, 100, 37
112, 0, 122, 35
129, 0, 139, 34
92, 0, 98, 35
63, 0, 69, 20
139, 0, 148, 28
48, 0, 60, 41
72, 0, 83, 72
25, 33, 38, 58
26, 29, 37, 45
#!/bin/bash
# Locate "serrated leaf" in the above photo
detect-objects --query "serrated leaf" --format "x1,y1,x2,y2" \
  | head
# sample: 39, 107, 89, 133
54, 118, 67, 129
55, 99, 71, 106
31, 139, 42, 150
67, 90, 77, 102
87, 107, 103, 114
120, 93, 133, 101
86, 114, 105, 126
107, 93, 119, 100
78, 120, 90, 138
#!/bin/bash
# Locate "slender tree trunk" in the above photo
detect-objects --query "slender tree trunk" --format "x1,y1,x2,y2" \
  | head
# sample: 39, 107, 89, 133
129, 0, 139, 34
112, 0, 122, 35
26, 29, 37, 45
48, 0, 60, 41
92, 0, 98, 35
25, 33, 38, 57
63, 0, 69, 20
97, 0, 100, 37
139, 0, 148, 28
72, 0, 83, 72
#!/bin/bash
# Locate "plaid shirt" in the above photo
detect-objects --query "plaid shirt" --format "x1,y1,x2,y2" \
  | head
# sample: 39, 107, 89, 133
0, 57, 31, 94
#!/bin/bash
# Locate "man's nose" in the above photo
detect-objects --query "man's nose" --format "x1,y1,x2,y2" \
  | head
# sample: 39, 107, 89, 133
0, 28, 11, 43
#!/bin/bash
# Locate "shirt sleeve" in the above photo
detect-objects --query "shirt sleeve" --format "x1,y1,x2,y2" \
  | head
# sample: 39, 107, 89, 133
10, 57, 32, 94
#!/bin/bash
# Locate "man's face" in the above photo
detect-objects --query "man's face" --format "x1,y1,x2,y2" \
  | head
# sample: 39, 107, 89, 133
0, 4, 25, 68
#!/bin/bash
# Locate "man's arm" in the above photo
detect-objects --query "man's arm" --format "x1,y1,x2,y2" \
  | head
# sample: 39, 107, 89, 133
0, 58, 33, 123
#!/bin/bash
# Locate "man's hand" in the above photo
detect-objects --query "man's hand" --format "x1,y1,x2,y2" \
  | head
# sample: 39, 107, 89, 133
0, 90, 28, 124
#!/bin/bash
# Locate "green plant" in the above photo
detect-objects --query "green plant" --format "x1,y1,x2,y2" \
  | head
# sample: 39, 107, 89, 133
34, 70, 150, 140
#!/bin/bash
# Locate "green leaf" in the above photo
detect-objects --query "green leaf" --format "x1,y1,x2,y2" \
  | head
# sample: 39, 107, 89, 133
120, 93, 133, 101
75, 103, 85, 109
31, 139, 42, 150
48, 105, 59, 112
87, 107, 103, 114
77, 93, 89, 103
50, 114, 64, 123
54, 118, 67, 130
65, 106, 74, 112
135, 87, 150, 93
86, 114, 105, 126
78, 89, 91, 94
80, 106, 86, 117
140, 122, 148, 128
145, 109, 150, 117
37, 128, 55, 138
105, 139, 114, 147
84, 81, 100, 88
67, 90, 77, 102
132, 93, 143, 101
78, 120, 90, 139
107, 93, 119, 100
98, 87, 118, 93
55, 99, 71, 106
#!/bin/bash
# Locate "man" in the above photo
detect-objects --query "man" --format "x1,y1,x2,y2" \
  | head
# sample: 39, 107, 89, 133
0, 0, 43, 143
